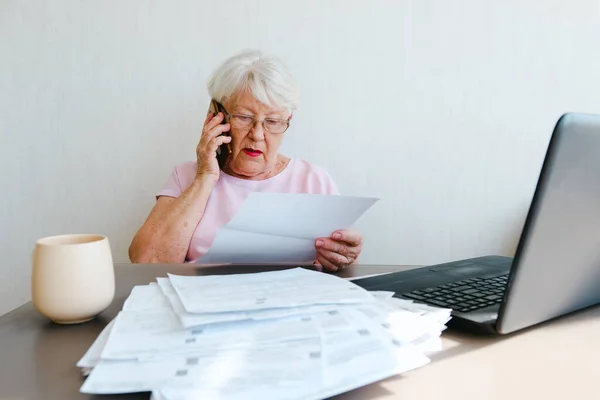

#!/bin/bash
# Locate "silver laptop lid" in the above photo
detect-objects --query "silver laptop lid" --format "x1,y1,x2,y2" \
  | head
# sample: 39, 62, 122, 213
497, 113, 600, 334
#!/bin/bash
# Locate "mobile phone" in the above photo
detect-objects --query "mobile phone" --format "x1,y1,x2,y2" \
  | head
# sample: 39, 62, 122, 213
208, 99, 232, 169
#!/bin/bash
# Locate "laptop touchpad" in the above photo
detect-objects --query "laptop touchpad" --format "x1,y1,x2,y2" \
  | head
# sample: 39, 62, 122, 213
436, 263, 502, 278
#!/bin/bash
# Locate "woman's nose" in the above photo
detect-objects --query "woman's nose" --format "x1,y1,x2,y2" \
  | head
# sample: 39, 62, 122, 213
249, 121, 266, 141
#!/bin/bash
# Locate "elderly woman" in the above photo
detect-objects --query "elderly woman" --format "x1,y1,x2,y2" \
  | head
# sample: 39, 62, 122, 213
129, 50, 363, 271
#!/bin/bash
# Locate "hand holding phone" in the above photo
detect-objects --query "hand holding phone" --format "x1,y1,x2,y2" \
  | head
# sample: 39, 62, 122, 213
194, 100, 232, 183
208, 99, 232, 169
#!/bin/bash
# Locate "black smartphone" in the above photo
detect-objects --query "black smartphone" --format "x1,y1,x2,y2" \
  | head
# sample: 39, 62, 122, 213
208, 99, 231, 169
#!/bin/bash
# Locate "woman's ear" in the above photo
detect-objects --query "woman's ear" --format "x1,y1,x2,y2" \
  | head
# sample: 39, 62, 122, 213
289, 113, 293, 121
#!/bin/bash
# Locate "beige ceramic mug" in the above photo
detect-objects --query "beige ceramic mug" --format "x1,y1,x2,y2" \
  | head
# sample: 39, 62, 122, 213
32, 234, 115, 324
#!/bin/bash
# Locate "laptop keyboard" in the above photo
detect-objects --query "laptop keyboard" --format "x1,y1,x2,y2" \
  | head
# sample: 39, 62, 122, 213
401, 274, 509, 313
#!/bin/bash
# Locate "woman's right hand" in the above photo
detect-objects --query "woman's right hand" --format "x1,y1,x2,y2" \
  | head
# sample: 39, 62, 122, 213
195, 112, 232, 183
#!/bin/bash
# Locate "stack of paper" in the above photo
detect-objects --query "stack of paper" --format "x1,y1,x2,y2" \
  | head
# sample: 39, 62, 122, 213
77, 268, 451, 399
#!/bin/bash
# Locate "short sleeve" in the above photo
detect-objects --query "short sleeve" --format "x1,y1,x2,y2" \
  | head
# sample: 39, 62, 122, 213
155, 166, 183, 199
291, 159, 342, 195
323, 172, 341, 195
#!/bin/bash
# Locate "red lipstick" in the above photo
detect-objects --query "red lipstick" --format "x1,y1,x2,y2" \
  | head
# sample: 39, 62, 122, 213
243, 149, 263, 157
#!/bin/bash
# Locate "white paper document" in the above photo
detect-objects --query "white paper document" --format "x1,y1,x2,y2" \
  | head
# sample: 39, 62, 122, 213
313, 328, 430, 400
168, 267, 376, 314
196, 192, 378, 264
76, 319, 115, 373
150, 323, 430, 400
157, 277, 341, 328
82, 339, 323, 395
122, 285, 172, 311
349, 298, 451, 349
100, 306, 360, 361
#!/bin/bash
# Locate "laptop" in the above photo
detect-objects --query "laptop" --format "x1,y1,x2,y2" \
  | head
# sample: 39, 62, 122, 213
352, 112, 600, 334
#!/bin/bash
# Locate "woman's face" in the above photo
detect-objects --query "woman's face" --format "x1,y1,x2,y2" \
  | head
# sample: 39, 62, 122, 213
222, 91, 291, 180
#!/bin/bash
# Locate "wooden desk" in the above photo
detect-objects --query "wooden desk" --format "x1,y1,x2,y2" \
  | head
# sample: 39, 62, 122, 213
1, 263, 599, 400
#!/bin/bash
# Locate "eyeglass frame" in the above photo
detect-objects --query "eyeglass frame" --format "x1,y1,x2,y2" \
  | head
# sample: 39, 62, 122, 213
215, 101, 291, 135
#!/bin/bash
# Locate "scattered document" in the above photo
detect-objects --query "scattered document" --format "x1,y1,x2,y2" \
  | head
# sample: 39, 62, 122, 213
369, 290, 396, 300
168, 267, 376, 314
122, 285, 171, 311
76, 319, 115, 375
151, 329, 430, 400
83, 340, 323, 395
151, 337, 429, 400
77, 267, 451, 399
156, 277, 341, 328
100, 307, 359, 362
349, 303, 444, 354
197, 193, 378, 264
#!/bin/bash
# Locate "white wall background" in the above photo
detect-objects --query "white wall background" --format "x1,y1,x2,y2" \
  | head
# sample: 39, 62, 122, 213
2, 0, 600, 315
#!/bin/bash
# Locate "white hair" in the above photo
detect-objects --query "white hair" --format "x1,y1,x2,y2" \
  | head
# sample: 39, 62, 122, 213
207, 50, 299, 112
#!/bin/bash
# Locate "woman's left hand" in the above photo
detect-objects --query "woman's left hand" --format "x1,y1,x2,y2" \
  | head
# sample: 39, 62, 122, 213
314, 229, 363, 272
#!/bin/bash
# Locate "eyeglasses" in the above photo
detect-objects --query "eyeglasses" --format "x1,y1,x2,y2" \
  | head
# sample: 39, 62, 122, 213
217, 102, 290, 134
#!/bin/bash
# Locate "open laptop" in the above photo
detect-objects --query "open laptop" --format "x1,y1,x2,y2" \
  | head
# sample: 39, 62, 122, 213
352, 112, 600, 334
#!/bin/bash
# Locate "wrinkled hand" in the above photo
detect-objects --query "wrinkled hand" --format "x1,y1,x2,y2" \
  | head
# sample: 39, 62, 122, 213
314, 229, 363, 272
195, 112, 232, 182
